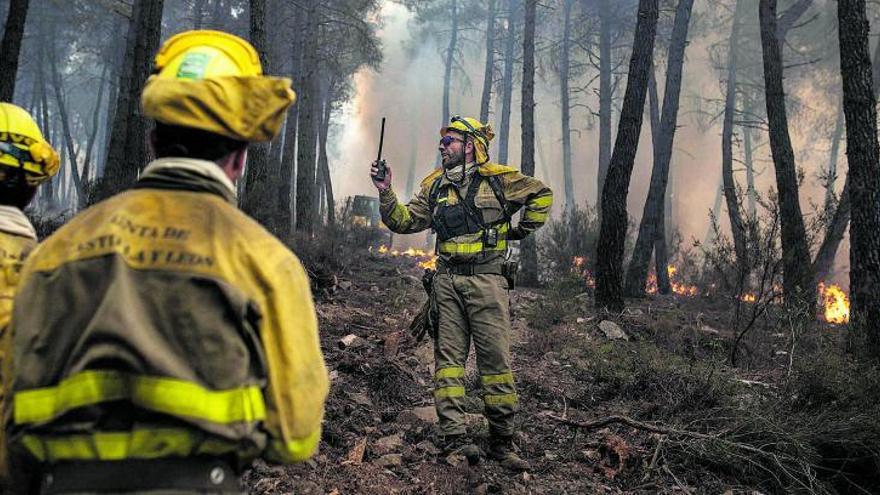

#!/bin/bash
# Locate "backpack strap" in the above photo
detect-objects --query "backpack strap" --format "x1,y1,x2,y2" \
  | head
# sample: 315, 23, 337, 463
484, 174, 512, 222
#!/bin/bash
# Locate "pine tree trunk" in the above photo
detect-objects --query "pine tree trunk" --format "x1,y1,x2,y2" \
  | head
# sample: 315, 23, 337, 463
47, 40, 85, 205
596, 0, 612, 209
518, 0, 539, 286
242, 0, 277, 230
498, 0, 517, 165
560, 0, 574, 213
35, 35, 55, 210
595, 0, 658, 312
277, 13, 305, 238
441, 0, 458, 128
759, 0, 814, 310
318, 88, 334, 226
743, 95, 757, 218
646, 62, 671, 294
100, 0, 164, 202
837, 0, 880, 351
823, 105, 845, 216
80, 62, 109, 208
479, 0, 497, 123
0, 0, 29, 102
721, 0, 749, 274
295, 0, 320, 234
624, 0, 693, 297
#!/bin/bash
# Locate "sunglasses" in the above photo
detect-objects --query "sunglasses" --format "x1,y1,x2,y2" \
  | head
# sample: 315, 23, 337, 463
439, 135, 465, 147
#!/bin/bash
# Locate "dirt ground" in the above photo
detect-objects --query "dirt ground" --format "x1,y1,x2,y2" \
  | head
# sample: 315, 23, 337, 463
240, 252, 837, 495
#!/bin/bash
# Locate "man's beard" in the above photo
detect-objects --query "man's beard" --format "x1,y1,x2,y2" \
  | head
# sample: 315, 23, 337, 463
442, 148, 465, 169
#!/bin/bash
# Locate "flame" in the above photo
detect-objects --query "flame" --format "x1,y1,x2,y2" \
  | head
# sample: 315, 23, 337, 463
740, 293, 757, 303
818, 282, 850, 324
571, 256, 595, 288
672, 281, 698, 297
374, 244, 437, 270
639, 264, 698, 296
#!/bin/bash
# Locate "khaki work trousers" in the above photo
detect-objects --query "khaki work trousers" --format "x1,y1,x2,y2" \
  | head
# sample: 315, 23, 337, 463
432, 272, 519, 437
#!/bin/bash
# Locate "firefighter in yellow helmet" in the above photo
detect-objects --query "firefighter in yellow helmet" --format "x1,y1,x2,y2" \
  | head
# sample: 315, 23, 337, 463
3, 31, 328, 493
370, 116, 553, 471
0, 103, 59, 486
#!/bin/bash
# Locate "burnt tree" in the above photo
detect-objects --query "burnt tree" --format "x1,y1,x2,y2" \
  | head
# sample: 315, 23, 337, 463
519, 0, 538, 286
837, 0, 880, 351
243, 0, 277, 229
720, 0, 749, 275
758, 0, 814, 310
595, 0, 658, 312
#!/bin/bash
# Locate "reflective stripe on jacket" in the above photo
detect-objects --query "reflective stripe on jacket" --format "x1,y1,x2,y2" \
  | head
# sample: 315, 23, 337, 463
379, 162, 553, 264
3, 158, 329, 467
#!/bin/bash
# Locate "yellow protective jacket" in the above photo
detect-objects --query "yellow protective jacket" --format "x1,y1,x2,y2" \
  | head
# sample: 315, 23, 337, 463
379, 162, 553, 264
0, 207, 37, 480
2, 158, 329, 469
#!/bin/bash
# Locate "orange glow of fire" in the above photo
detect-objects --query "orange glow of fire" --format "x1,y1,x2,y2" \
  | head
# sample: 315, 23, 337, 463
372, 245, 437, 270
641, 264, 697, 296
571, 256, 595, 288
740, 293, 757, 303
818, 282, 850, 324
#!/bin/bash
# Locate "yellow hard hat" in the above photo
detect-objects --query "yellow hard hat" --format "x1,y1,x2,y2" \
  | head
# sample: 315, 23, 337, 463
0, 102, 60, 184
142, 30, 296, 142
153, 30, 263, 80
440, 116, 495, 165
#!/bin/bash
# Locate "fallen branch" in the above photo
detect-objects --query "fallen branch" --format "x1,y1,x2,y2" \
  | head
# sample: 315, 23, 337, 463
545, 414, 717, 440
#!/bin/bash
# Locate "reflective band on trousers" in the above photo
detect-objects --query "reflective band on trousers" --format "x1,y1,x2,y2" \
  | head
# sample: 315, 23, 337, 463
14, 370, 266, 425
20, 429, 242, 463
481, 372, 514, 386
435, 367, 465, 380
484, 393, 519, 406
434, 386, 465, 399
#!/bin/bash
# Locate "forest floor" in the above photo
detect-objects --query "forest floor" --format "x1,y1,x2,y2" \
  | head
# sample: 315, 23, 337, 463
241, 247, 874, 495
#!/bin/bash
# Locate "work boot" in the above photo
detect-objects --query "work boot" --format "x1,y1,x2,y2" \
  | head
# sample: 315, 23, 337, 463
440, 434, 481, 465
488, 435, 530, 471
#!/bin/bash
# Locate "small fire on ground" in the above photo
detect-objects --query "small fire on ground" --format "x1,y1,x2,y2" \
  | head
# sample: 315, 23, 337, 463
738, 283, 849, 325
371, 245, 437, 270
572, 256, 595, 288
818, 282, 850, 324
645, 265, 698, 297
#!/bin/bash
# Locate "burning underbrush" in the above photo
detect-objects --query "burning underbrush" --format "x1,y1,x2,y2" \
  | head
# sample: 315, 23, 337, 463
369, 244, 437, 270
